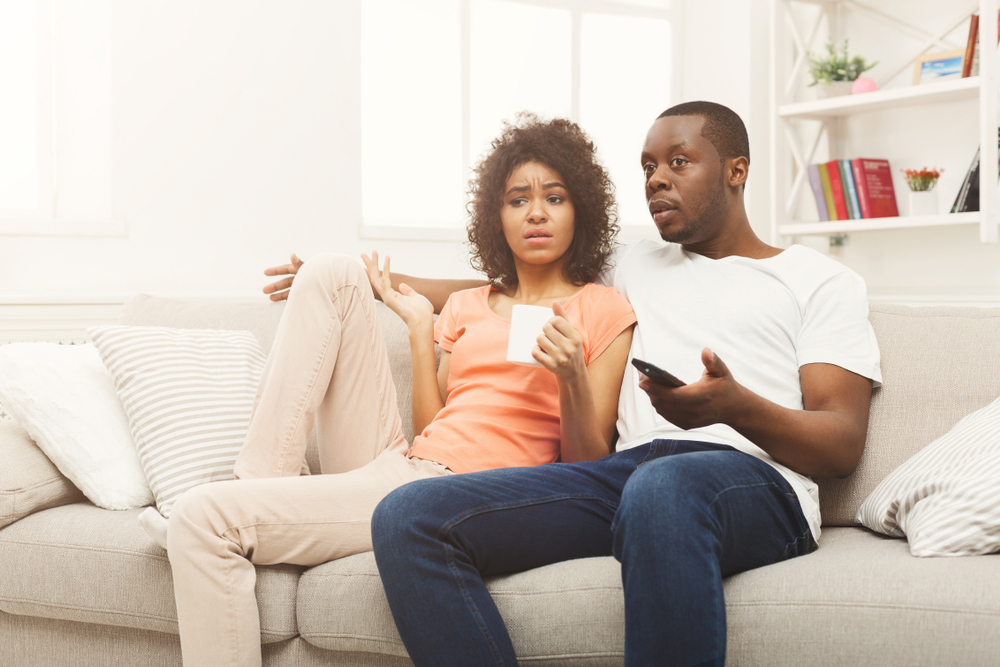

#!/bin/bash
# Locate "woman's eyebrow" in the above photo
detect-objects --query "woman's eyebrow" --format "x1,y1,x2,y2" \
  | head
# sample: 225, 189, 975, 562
505, 181, 567, 196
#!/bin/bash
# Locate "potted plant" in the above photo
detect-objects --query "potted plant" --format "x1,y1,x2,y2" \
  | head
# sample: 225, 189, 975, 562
901, 167, 943, 216
807, 39, 878, 97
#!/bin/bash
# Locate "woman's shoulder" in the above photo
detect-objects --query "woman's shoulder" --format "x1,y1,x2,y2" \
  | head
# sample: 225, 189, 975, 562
575, 281, 631, 308
444, 284, 493, 309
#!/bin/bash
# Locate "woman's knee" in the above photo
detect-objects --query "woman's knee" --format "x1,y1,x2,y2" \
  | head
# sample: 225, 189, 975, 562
293, 253, 366, 294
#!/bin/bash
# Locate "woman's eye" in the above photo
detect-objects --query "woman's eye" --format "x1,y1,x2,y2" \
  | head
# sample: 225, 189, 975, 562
510, 197, 527, 206
547, 195, 564, 204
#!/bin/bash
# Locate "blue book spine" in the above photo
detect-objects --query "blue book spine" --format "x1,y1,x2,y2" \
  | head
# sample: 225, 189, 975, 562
807, 164, 830, 221
842, 159, 863, 219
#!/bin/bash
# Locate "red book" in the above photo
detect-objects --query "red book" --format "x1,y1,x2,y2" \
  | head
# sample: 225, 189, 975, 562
850, 159, 873, 218
824, 160, 848, 220
854, 158, 899, 218
962, 14, 979, 78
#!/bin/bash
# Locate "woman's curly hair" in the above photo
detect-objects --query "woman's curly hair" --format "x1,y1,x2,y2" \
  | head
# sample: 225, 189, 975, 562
467, 113, 618, 290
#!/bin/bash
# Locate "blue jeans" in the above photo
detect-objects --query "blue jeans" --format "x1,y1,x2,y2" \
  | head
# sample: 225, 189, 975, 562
371, 440, 814, 667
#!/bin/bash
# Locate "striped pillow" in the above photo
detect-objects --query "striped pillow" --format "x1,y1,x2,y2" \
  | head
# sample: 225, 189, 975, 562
856, 394, 1000, 557
88, 325, 265, 518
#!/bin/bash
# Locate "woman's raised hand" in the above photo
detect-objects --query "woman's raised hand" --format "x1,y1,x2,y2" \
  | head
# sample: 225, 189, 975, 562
533, 301, 586, 379
262, 253, 304, 301
361, 251, 434, 330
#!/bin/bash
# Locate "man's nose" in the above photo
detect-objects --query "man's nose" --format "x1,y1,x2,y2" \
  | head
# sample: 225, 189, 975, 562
648, 167, 672, 190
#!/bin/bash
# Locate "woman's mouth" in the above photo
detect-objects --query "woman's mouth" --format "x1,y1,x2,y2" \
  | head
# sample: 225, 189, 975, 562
525, 229, 553, 245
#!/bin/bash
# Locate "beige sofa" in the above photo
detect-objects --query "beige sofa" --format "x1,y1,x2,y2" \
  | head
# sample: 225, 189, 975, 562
2, 294, 999, 666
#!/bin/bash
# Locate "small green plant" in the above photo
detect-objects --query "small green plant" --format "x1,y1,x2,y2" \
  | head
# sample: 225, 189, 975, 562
807, 39, 877, 87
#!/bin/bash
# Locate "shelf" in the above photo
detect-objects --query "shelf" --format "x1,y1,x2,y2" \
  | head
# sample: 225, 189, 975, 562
778, 211, 981, 236
777, 77, 981, 120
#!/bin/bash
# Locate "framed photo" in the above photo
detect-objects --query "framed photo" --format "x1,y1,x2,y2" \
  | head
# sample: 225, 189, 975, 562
913, 49, 966, 85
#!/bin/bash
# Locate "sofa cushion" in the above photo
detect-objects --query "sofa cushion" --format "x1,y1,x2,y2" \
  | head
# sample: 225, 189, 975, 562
0, 503, 301, 643
118, 295, 420, 469
296, 551, 626, 664
818, 303, 1000, 526
0, 421, 85, 529
296, 528, 1000, 667
725, 527, 1000, 666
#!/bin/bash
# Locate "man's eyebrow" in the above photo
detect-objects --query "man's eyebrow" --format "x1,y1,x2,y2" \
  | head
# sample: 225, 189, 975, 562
505, 182, 567, 195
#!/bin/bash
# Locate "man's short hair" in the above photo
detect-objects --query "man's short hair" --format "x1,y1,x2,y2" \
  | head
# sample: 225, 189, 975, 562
658, 101, 750, 166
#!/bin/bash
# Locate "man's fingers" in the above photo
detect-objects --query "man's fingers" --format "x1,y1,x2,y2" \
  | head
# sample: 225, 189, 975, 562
268, 291, 291, 302
263, 277, 294, 293
264, 264, 295, 277
701, 347, 730, 377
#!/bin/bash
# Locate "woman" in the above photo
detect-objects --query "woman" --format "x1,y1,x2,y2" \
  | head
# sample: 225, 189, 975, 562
165, 115, 636, 667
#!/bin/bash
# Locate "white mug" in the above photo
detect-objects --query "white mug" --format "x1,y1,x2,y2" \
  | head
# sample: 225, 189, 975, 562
506, 304, 554, 367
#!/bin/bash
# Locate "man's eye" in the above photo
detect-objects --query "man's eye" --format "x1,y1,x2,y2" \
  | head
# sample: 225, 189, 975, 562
671, 158, 688, 167
643, 164, 655, 174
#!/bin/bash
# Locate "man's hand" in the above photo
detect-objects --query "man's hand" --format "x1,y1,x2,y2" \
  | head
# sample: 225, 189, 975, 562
262, 254, 304, 301
533, 301, 586, 381
638, 347, 742, 430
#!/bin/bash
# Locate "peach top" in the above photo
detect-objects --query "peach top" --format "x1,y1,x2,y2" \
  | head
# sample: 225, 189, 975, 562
408, 283, 636, 474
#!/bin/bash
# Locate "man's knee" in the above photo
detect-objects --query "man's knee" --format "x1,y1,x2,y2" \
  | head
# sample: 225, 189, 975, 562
167, 482, 237, 551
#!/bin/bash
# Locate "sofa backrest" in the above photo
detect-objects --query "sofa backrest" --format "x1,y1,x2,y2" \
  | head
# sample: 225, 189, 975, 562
117, 295, 417, 474
818, 303, 1000, 526
119, 296, 1000, 527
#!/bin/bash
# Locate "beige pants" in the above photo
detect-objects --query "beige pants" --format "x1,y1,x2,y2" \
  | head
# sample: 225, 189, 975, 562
167, 254, 450, 667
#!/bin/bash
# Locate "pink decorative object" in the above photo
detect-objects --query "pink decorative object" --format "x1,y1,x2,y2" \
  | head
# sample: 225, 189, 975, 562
852, 77, 877, 94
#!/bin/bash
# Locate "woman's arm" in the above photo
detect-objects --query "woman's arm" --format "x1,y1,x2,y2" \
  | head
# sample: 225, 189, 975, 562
362, 253, 446, 437
535, 302, 634, 463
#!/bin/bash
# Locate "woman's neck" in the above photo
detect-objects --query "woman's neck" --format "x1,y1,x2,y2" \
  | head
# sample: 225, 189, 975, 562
506, 257, 582, 306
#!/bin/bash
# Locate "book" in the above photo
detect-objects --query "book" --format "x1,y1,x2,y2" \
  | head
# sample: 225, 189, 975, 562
854, 159, 899, 218
837, 161, 855, 218
824, 160, 849, 220
841, 159, 863, 219
817, 162, 837, 219
963, 14, 979, 78
851, 159, 873, 219
951, 148, 980, 213
951, 129, 1000, 213
807, 165, 830, 221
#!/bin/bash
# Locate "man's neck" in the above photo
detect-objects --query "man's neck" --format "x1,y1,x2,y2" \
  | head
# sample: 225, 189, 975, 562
681, 212, 780, 261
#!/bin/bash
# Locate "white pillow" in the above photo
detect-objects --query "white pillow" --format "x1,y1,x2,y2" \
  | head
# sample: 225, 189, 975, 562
0, 343, 153, 510
88, 325, 265, 518
857, 394, 1000, 557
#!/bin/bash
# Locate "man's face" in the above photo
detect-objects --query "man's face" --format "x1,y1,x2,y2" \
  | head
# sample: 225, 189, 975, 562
641, 115, 728, 245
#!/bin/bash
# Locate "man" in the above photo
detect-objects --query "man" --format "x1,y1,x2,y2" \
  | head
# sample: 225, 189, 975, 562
269, 101, 882, 666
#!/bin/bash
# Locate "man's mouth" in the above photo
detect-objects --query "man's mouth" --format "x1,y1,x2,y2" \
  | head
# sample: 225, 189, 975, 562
649, 198, 679, 224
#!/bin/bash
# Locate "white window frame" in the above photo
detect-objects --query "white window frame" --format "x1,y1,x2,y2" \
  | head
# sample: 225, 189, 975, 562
360, 0, 683, 242
0, 0, 123, 238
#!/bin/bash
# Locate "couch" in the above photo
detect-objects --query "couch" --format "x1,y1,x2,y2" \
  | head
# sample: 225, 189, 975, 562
1, 294, 999, 666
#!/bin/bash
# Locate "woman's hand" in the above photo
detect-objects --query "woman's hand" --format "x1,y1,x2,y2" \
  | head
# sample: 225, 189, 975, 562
361, 251, 434, 330
533, 301, 586, 380
262, 253, 304, 301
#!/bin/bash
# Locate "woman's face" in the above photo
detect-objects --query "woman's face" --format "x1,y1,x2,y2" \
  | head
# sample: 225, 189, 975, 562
499, 161, 576, 269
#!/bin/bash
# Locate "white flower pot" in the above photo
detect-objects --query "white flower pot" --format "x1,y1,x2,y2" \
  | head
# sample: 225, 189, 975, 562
818, 81, 853, 98
908, 190, 938, 217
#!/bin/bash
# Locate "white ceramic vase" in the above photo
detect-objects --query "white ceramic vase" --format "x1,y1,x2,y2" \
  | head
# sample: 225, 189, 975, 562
908, 190, 938, 217
818, 81, 853, 98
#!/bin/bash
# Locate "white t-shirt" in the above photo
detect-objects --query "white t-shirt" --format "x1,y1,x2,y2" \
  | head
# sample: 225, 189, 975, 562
600, 240, 882, 540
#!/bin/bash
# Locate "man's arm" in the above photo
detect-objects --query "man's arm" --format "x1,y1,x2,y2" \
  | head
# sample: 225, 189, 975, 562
638, 348, 872, 479
262, 254, 487, 313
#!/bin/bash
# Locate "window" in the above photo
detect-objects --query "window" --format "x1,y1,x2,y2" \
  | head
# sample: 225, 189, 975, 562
0, 0, 117, 237
361, 0, 679, 239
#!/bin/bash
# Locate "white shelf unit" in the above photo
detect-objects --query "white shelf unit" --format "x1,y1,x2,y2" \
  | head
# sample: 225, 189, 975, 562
769, 0, 999, 244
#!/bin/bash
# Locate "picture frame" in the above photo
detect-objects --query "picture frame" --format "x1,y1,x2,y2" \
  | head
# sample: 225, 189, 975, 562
913, 49, 967, 85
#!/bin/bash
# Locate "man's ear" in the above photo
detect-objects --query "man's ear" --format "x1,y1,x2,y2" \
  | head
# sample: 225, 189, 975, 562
727, 157, 749, 189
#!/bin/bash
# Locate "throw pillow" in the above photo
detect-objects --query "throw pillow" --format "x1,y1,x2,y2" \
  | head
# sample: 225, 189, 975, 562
0, 419, 86, 528
88, 325, 265, 518
0, 343, 153, 510
856, 393, 1000, 557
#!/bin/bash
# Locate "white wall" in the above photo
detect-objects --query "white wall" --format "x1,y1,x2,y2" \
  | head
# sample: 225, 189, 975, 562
2, 0, 992, 306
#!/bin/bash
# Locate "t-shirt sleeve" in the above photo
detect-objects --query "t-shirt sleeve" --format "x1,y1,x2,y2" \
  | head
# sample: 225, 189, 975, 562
797, 272, 882, 387
433, 294, 461, 353
581, 286, 637, 365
